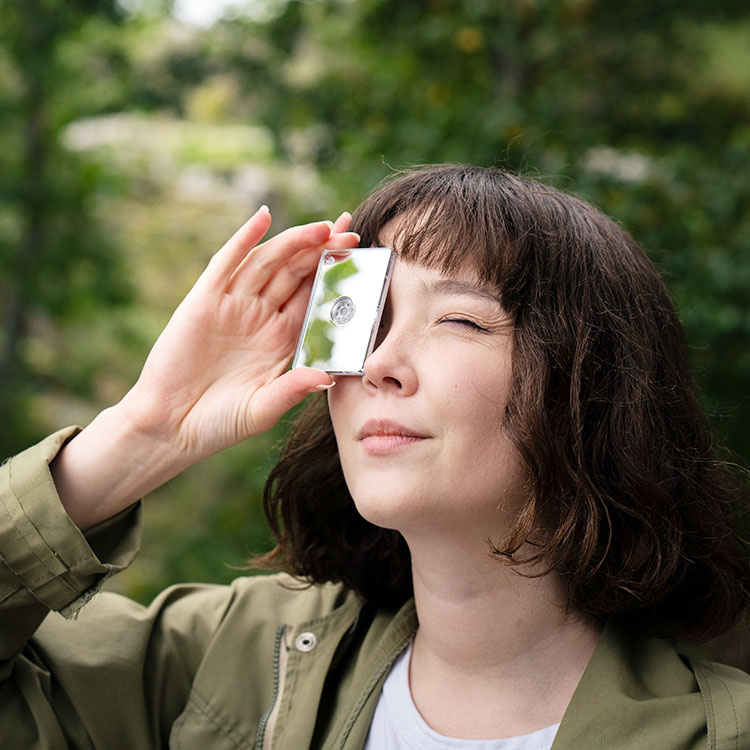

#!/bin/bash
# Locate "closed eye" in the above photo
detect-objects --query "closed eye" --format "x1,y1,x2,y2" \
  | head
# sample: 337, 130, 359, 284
440, 317, 489, 332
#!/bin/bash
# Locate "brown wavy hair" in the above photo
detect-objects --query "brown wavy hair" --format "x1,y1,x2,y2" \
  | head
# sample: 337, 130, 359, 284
259, 164, 749, 642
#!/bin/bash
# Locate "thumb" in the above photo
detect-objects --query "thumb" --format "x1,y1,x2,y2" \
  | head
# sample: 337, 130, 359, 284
249, 367, 335, 434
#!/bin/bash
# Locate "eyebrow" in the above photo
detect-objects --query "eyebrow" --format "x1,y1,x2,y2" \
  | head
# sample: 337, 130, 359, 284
421, 278, 503, 305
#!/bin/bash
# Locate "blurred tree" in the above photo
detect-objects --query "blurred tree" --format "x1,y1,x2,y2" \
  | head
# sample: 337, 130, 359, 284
0, 0, 133, 457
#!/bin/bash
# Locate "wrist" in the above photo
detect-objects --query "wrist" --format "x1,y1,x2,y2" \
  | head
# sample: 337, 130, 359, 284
51, 405, 191, 530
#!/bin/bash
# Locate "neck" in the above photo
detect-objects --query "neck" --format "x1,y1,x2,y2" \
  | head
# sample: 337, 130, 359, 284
404, 529, 602, 739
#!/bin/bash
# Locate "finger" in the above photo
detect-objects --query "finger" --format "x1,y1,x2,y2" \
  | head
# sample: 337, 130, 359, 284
258, 250, 321, 312
260, 231, 360, 309
225, 220, 335, 297
279, 272, 314, 322
249, 367, 335, 434
332, 211, 352, 233
196, 206, 272, 293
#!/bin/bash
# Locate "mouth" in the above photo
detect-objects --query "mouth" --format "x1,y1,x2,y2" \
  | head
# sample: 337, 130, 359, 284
357, 419, 427, 440
357, 419, 429, 454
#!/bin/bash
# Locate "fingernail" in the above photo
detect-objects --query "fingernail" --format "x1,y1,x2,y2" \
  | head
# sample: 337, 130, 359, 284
337, 211, 352, 221
257, 204, 270, 214
350, 232, 361, 242
312, 381, 336, 391
323, 220, 334, 231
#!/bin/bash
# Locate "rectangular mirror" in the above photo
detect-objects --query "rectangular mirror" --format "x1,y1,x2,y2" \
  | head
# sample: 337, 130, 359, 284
292, 247, 394, 374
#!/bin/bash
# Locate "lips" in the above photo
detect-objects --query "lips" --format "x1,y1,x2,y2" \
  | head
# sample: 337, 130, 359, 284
357, 419, 427, 440
357, 419, 429, 455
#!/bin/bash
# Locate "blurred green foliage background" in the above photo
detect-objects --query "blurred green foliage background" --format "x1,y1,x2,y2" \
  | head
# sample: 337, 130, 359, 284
1, 0, 749, 606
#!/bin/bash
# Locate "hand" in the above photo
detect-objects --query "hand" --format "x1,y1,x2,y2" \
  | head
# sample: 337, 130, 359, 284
117, 207, 358, 462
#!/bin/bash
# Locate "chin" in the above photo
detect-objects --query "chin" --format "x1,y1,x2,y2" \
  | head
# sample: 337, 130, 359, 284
353, 493, 466, 538
350, 489, 427, 531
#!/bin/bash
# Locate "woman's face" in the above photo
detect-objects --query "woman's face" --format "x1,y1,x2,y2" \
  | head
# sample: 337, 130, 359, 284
327, 254, 527, 541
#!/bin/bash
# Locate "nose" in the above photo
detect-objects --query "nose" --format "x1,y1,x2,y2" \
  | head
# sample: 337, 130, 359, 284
362, 318, 418, 395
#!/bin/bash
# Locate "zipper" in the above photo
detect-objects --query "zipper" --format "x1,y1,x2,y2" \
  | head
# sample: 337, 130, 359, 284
256, 625, 289, 750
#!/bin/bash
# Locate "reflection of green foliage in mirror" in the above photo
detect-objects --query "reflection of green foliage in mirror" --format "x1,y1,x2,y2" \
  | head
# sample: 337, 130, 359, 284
321, 258, 357, 303
302, 318, 335, 367
297, 258, 358, 366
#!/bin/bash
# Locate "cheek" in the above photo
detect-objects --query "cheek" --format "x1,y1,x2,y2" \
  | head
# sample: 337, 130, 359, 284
426, 349, 484, 405
440, 363, 516, 480
326, 379, 355, 433
327, 380, 362, 466
444, 358, 511, 422
326, 384, 371, 505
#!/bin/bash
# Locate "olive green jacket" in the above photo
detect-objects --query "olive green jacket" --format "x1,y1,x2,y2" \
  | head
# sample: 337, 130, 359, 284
1, 428, 749, 749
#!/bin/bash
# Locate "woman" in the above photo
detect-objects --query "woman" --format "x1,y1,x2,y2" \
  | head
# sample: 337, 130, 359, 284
1, 165, 748, 749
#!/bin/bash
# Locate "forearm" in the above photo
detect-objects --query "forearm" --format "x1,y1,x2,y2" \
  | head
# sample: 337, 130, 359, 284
1, 428, 141, 663
50, 405, 189, 530
0, 429, 194, 747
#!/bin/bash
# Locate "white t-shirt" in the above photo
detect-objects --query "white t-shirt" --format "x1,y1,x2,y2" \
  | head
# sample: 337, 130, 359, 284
364, 642, 559, 750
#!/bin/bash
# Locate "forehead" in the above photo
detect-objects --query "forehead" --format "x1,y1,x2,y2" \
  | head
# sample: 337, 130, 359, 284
385, 258, 502, 307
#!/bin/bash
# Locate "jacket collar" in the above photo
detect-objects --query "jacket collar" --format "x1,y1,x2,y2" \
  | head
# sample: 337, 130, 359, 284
552, 619, 709, 749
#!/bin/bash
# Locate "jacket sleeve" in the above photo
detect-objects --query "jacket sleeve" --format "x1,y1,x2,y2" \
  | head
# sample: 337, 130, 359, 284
0, 429, 234, 748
